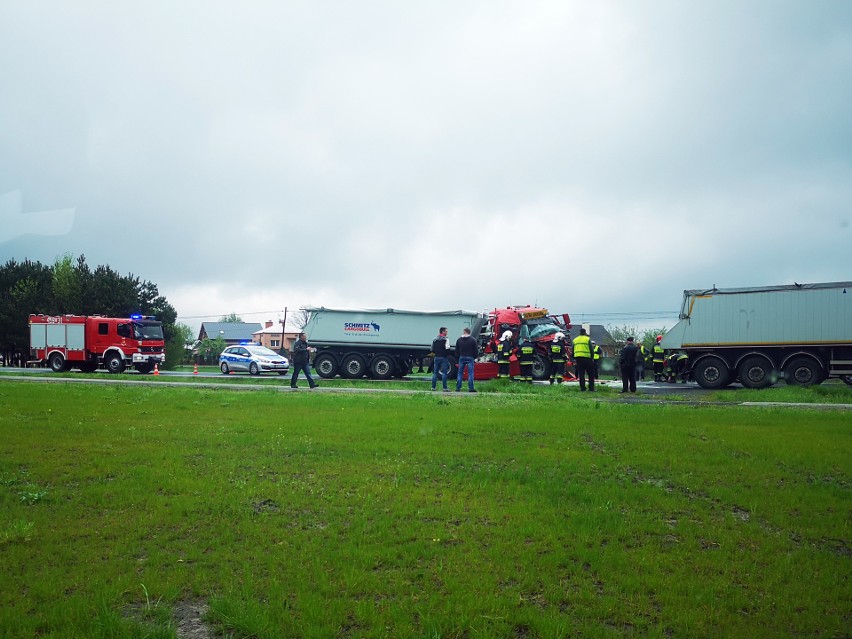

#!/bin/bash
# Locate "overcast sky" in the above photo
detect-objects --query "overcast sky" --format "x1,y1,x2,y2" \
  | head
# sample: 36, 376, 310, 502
2, 1, 850, 335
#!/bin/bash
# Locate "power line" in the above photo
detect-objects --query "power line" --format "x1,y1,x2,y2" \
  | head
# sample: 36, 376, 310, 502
177, 309, 286, 320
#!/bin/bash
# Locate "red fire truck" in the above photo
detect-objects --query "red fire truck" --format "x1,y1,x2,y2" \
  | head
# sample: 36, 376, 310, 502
29, 314, 166, 374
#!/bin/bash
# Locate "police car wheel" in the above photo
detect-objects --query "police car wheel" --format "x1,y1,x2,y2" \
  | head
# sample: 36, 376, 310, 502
220, 362, 230, 375
249, 362, 260, 375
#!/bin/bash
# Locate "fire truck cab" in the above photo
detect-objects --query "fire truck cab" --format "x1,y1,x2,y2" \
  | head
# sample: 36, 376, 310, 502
29, 314, 165, 374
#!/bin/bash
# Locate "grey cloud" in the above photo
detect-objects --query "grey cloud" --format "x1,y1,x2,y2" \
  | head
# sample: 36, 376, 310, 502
1, 0, 849, 326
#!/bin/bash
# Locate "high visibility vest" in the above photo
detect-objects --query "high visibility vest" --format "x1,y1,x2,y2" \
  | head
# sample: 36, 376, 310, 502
549, 342, 565, 363
497, 340, 512, 363
572, 335, 591, 359
653, 344, 665, 363
592, 344, 601, 360
519, 343, 535, 363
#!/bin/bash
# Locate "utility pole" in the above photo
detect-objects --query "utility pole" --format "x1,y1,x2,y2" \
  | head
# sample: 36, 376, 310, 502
279, 307, 288, 355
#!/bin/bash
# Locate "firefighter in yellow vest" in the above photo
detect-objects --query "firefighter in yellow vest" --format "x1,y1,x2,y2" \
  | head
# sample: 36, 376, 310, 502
571, 328, 595, 391
548, 332, 566, 384
652, 335, 665, 381
496, 330, 513, 379
591, 341, 602, 380
518, 337, 535, 383
636, 343, 648, 381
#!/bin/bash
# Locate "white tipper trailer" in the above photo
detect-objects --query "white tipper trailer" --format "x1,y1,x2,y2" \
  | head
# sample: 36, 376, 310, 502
302, 307, 486, 379
660, 282, 852, 389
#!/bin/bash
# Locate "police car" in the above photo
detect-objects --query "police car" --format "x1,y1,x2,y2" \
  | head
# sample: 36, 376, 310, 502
219, 344, 290, 375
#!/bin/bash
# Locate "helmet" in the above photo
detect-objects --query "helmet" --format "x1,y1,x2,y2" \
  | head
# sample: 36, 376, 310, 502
656, 335, 663, 341
554, 332, 564, 341
501, 330, 513, 340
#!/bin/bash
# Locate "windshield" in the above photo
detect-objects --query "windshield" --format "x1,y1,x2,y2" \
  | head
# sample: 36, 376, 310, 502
134, 322, 164, 340
528, 322, 561, 341
246, 345, 279, 357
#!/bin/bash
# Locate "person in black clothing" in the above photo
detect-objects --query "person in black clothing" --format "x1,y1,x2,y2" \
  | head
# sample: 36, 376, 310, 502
455, 327, 478, 392
548, 332, 567, 384
619, 336, 639, 393
496, 330, 513, 379
518, 337, 535, 383
431, 326, 451, 391
290, 333, 317, 389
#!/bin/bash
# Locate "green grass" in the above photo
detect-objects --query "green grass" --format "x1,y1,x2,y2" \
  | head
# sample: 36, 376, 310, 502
0, 381, 849, 638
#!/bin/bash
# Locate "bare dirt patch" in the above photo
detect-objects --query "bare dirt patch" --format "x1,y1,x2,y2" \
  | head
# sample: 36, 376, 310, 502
173, 599, 215, 639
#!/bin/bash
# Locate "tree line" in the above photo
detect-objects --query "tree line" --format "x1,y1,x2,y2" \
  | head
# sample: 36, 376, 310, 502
0, 254, 187, 368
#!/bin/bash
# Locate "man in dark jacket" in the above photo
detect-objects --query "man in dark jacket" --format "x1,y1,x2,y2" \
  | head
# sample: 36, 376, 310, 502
619, 336, 639, 393
290, 333, 317, 389
455, 327, 479, 392
431, 326, 451, 391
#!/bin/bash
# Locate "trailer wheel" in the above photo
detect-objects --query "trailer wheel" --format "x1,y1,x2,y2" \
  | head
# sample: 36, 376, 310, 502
313, 353, 338, 378
341, 354, 366, 378
692, 357, 730, 389
49, 353, 66, 373
532, 353, 550, 381
370, 354, 395, 380
394, 360, 411, 378
737, 356, 775, 389
842, 375, 852, 387
784, 357, 821, 386
446, 359, 458, 380
105, 353, 126, 374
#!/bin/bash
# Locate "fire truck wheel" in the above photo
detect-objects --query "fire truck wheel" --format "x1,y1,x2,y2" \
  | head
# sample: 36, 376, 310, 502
105, 353, 126, 374
49, 353, 66, 373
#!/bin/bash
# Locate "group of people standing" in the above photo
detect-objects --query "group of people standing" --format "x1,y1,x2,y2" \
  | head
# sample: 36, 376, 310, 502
431, 326, 479, 392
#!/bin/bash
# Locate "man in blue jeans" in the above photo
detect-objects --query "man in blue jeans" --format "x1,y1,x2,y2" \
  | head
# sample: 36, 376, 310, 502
455, 327, 478, 393
290, 333, 317, 389
431, 326, 451, 391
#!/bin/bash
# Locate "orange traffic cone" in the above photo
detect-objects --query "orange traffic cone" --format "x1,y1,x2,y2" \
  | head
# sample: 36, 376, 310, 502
193, 363, 198, 375
154, 363, 159, 376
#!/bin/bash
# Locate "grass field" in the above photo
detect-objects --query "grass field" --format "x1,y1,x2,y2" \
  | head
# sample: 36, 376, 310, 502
0, 380, 849, 638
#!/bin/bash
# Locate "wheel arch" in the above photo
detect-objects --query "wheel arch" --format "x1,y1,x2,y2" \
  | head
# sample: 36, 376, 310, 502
779, 350, 824, 373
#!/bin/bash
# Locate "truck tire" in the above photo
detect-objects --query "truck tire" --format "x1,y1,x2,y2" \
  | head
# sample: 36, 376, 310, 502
394, 360, 411, 378
446, 360, 458, 380
737, 356, 774, 389
784, 357, 821, 386
370, 354, 395, 380
842, 375, 852, 387
49, 353, 66, 373
105, 353, 126, 374
313, 353, 338, 379
532, 353, 550, 381
692, 356, 730, 389
341, 354, 366, 379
